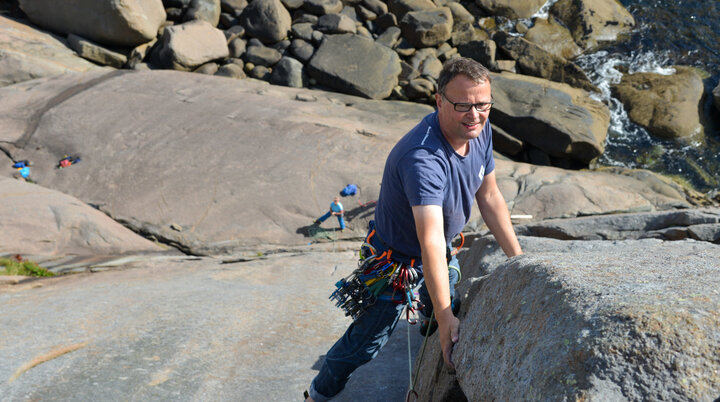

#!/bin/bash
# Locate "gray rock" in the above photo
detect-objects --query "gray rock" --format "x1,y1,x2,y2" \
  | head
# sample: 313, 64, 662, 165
243, 45, 282, 66
475, 0, 545, 19
184, 0, 221, 26
420, 53, 442, 80
514, 208, 720, 241
387, 0, 436, 20
493, 31, 598, 93
292, 12, 318, 24
450, 21, 480, 47
491, 124, 523, 156
66, 34, 128, 69
375, 26, 402, 48
289, 39, 315, 63
375, 12, 398, 30
525, 17, 583, 60
355, 5, 377, 22
0, 71, 433, 253
221, 0, 248, 16
166, 7, 185, 21
270, 56, 305, 87
307, 34, 401, 99
356, 25, 373, 39
317, 13, 357, 34
151, 20, 229, 71
427, 238, 720, 401
194, 61, 219, 74
611, 66, 705, 140
273, 39, 292, 53
215, 62, 246, 78
126, 39, 158, 69
238, 0, 291, 43
456, 39, 498, 71
0, 16, 103, 87
490, 71, 609, 165
446, 2, 474, 24
404, 78, 434, 100
0, 177, 163, 257
228, 37, 247, 58
18, 0, 166, 47
291, 22, 315, 41
688, 223, 720, 243
311, 30, 324, 44
224, 24, 245, 40
550, 0, 635, 50
400, 7, 453, 48
361, 0, 388, 16
282, 0, 304, 9
302, 0, 343, 15
219, 12, 237, 28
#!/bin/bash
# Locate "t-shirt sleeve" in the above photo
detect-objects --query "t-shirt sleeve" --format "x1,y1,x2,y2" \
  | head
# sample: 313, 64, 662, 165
398, 148, 446, 206
484, 123, 495, 175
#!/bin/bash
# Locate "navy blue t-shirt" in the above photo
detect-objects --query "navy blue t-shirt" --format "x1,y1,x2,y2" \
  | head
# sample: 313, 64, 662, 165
374, 111, 495, 260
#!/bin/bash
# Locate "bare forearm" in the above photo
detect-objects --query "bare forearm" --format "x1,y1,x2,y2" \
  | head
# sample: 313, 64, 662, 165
479, 190, 522, 257
421, 241, 453, 323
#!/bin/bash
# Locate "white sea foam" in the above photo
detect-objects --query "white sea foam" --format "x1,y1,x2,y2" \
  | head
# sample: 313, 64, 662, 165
532, 0, 560, 20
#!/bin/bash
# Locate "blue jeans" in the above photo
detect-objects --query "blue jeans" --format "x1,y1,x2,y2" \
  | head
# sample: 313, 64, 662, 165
309, 249, 459, 401
317, 211, 345, 230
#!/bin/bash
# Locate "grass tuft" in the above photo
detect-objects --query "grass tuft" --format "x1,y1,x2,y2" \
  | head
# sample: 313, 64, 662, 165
0, 256, 54, 277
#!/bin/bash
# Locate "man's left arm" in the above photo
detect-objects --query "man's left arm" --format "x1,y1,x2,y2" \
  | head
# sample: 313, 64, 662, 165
475, 171, 523, 257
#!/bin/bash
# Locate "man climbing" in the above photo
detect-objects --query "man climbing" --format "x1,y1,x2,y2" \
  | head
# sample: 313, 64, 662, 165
305, 57, 523, 401
314, 196, 345, 231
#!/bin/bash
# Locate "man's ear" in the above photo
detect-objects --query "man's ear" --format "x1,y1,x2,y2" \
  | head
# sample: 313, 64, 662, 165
435, 93, 442, 109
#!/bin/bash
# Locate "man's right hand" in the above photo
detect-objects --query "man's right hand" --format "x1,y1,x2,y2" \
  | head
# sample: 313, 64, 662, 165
438, 314, 460, 371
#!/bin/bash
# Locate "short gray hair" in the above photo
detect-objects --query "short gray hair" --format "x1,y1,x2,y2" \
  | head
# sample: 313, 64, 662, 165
436, 57, 491, 95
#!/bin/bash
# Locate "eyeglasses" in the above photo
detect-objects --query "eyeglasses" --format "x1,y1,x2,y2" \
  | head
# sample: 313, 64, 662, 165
442, 93, 494, 112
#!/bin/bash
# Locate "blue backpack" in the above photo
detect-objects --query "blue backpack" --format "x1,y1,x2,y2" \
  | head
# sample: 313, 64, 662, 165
340, 184, 357, 197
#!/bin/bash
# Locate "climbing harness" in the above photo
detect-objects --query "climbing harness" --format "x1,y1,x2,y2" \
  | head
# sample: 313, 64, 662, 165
329, 229, 423, 321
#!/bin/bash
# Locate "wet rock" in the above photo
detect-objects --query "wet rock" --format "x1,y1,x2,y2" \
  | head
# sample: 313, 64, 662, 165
551, 0, 635, 51
399, 7, 453, 48
151, 20, 229, 71
307, 33, 401, 99
524, 17, 583, 60
493, 31, 598, 92
184, 0, 221, 26
18, 0, 166, 47
66, 34, 128, 69
238, 0, 291, 43
611, 66, 704, 140
490, 71, 609, 165
474, 0, 545, 19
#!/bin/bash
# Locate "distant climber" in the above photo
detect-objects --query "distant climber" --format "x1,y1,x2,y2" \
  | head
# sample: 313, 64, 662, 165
339, 184, 357, 197
57, 155, 81, 169
12, 160, 32, 182
314, 196, 345, 231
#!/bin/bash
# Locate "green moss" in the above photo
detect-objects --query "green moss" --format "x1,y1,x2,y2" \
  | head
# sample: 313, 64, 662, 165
0, 258, 54, 277
635, 144, 665, 168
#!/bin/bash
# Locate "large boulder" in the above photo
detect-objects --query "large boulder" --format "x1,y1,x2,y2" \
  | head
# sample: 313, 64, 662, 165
490, 161, 692, 228
66, 34, 128, 69
550, 0, 635, 51
0, 70, 432, 254
399, 7, 453, 49
0, 16, 103, 87
611, 66, 705, 140
416, 237, 720, 400
387, 0, 436, 20
493, 31, 597, 92
151, 20, 229, 71
524, 17, 583, 60
489, 72, 610, 165
307, 34, 401, 99
474, 0, 545, 19
0, 177, 164, 257
18, 0, 166, 47
238, 0, 291, 43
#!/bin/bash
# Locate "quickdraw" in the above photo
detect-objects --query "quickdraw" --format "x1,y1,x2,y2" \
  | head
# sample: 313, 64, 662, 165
330, 229, 423, 322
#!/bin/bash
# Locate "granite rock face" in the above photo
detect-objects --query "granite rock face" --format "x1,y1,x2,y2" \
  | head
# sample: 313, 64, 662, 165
18, 0, 166, 47
415, 237, 720, 401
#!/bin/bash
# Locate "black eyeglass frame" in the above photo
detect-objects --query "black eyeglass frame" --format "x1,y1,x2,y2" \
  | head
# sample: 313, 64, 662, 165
441, 93, 494, 112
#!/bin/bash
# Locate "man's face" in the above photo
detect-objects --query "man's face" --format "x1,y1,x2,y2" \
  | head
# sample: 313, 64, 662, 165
435, 74, 492, 150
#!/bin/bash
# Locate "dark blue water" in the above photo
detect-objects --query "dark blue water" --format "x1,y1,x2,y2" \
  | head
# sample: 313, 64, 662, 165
575, 0, 720, 193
